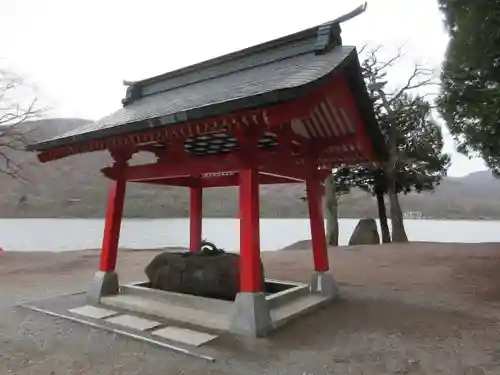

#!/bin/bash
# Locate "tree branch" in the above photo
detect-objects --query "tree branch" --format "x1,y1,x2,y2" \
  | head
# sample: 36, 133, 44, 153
0, 68, 46, 180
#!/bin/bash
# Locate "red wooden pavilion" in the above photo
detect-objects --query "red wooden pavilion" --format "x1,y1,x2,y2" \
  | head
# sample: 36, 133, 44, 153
27, 8, 386, 336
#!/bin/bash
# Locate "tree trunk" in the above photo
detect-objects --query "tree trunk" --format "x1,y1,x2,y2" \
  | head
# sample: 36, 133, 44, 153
386, 171, 408, 242
384, 110, 408, 243
375, 191, 391, 243
324, 174, 339, 246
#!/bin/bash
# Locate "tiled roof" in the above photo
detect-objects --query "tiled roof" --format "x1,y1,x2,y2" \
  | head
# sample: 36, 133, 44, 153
27, 10, 380, 154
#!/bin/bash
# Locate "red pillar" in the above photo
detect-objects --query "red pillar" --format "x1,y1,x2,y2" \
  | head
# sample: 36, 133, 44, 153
239, 167, 262, 292
306, 177, 330, 272
99, 178, 126, 272
189, 184, 203, 252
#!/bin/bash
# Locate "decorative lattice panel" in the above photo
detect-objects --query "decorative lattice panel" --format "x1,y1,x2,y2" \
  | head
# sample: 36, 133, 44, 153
184, 132, 277, 156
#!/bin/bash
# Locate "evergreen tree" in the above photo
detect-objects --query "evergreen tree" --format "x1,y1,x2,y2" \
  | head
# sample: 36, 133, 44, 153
437, 0, 500, 174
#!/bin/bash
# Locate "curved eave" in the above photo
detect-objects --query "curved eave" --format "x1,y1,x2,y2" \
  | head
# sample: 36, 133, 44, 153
27, 49, 386, 163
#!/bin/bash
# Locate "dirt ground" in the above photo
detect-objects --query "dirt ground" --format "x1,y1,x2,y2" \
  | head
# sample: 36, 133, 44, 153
1, 242, 500, 374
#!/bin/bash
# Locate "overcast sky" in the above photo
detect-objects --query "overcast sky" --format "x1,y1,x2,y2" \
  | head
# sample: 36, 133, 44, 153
1, 0, 488, 176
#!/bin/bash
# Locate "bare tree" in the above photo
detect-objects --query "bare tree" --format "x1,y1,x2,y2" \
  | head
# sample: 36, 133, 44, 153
363, 48, 437, 242
0, 69, 45, 179
322, 47, 439, 244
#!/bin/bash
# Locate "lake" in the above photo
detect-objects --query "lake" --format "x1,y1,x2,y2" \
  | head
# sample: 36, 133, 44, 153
0, 218, 499, 252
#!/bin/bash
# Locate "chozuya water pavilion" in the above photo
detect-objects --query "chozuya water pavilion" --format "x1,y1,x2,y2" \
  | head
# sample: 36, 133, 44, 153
27, 5, 386, 337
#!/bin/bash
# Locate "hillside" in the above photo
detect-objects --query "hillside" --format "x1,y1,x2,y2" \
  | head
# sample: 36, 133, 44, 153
0, 118, 499, 219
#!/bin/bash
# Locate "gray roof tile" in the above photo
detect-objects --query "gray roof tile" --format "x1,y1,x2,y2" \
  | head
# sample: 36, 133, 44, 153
27, 14, 383, 156
49, 46, 353, 142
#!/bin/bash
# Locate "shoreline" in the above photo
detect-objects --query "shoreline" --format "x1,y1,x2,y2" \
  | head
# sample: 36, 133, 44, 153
1, 239, 499, 254
2, 220, 499, 252
1, 216, 500, 221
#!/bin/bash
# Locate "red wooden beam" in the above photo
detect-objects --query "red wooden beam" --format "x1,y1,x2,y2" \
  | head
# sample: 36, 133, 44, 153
263, 93, 321, 126
37, 107, 273, 163
189, 183, 203, 252
201, 173, 300, 188
200, 174, 237, 188
99, 179, 127, 272
134, 176, 196, 187
306, 176, 329, 272
259, 167, 308, 182
239, 167, 262, 292
273, 122, 361, 161
121, 154, 241, 181
135, 171, 301, 188
103, 148, 290, 182
105, 149, 362, 184
37, 71, 376, 166
325, 74, 376, 160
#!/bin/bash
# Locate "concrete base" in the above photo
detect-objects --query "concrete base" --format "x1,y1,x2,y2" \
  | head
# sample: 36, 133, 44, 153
229, 292, 273, 337
310, 271, 339, 300
101, 279, 330, 337
87, 271, 119, 304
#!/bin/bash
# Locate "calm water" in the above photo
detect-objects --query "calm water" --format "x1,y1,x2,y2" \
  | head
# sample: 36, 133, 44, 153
0, 218, 499, 252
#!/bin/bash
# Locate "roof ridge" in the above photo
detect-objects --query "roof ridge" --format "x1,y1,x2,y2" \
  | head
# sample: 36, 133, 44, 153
122, 3, 368, 105
134, 38, 318, 102
122, 30, 323, 106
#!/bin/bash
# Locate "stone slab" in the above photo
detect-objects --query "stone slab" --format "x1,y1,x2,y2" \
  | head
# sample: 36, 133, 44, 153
106, 314, 162, 331
102, 294, 230, 331
69, 305, 118, 319
152, 326, 218, 347
271, 294, 329, 328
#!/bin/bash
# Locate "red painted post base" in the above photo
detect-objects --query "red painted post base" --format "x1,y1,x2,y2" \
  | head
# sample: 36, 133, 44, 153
306, 177, 330, 272
88, 178, 126, 303
99, 179, 127, 272
189, 185, 203, 252
238, 167, 262, 292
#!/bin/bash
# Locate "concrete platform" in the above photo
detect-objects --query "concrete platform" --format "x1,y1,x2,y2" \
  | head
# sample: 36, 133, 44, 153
152, 326, 217, 347
105, 314, 162, 331
20, 293, 220, 362
69, 305, 118, 319
101, 278, 332, 335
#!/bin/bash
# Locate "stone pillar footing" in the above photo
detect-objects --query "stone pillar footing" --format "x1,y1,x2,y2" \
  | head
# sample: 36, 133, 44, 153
310, 271, 339, 300
229, 292, 273, 337
87, 271, 119, 304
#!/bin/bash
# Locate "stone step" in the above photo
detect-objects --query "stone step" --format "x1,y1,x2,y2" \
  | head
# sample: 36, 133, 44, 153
102, 294, 230, 331
103, 290, 329, 334
120, 283, 232, 314
271, 294, 330, 329
265, 283, 311, 309
68, 303, 218, 347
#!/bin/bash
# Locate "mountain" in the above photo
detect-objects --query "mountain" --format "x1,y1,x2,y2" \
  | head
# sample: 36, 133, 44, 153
0, 118, 499, 219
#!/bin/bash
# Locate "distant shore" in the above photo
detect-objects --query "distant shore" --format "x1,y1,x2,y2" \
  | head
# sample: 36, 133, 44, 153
1, 216, 500, 220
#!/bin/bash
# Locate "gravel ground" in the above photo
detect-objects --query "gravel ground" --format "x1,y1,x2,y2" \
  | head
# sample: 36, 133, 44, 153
1, 242, 500, 374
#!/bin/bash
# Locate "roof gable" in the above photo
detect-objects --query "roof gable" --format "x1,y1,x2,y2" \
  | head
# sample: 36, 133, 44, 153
27, 3, 381, 155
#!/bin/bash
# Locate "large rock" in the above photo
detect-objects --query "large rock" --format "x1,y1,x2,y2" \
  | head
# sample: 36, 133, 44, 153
348, 218, 380, 245
145, 250, 265, 300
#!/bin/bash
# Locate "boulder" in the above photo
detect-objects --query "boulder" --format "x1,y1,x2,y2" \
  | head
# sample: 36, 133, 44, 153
145, 249, 265, 300
348, 218, 380, 245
